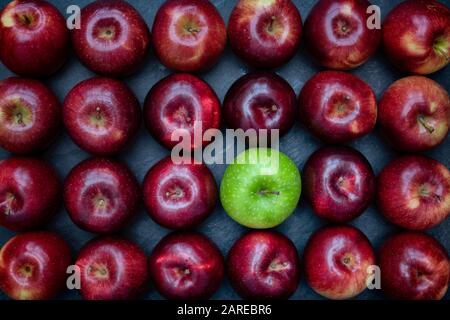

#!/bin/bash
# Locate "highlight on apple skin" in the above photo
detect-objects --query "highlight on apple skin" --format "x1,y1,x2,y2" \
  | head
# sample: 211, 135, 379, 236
377, 155, 450, 231
303, 0, 381, 70
382, 0, 450, 75
379, 232, 450, 300
227, 0, 302, 69
0, 231, 71, 300
152, 0, 226, 72
220, 148, 301, 229
303, 225, 376, 300
378, 76, 450, 152
71, 0, 150, 77
0, 0, 70, 77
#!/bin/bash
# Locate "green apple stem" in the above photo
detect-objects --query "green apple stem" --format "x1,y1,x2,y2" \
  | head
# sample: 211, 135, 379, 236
258, 189, 280, 196
417, 115, 435, 134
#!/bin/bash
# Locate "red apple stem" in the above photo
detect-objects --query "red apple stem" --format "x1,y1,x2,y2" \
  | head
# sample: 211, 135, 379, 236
268, 16, 276, 32
417, 115, 435, 134
434, 45, 449, 61
16, 112, 23, 124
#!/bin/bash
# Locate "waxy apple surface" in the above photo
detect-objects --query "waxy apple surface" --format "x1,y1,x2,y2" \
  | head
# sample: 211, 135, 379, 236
227, 230, 300, 299
378, 76, 449, 152
75, 236, 148, 300
143, 156, 217, 230
303, 0, 381, 70
149, 232, 224, 300
0, 157, 60, 232
63, 77, 141, 155
383, 0, 450, 74
303, 146, 375, 222
299, 71, 377, 143
144, 73, 221, 150
379, 232, 449, 300
304, 225, 375, 300
0, 77, 61, 154
220, 148, 301, 229
72, 0, 150, 77
223, 72, 296, 136
64, 158, 140, 234
152, 0, 226, 72
0, 231, 71, 300
377, 155, 450, 230
228, 0, 302, 69
0, 0, 70, 77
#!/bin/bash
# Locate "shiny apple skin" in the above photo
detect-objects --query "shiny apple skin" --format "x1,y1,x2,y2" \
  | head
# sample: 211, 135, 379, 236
72, 0, 150, 77
298, 71, 377, 144
227, 0, 302, 69
75, 236, 148, 300
63, 77, 141, 156
227, 230, 300, 300
303, 146, 375, 222
379, 232, 450, 300
144, 73, 221, 150
383, 0, 450, 75
378, 76, 450, 152
63, 158, 140, 234
377, 156, 450, 230
0, 157, 60, 232
0, 0, 69, 77
149, 232, 224, 300
152, 0, 226, 72
143, 156, 217, 230
0, 231, 71, 300
304, 225, 375, 300
0, 77, 61, 154
303, 0, 381, 70
223, 72, 296, 136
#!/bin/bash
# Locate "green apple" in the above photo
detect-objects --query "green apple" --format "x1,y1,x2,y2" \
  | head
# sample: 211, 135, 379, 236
220, 148, 301, 228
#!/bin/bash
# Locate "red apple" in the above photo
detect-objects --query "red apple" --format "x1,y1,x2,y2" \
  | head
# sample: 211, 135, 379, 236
379, 232, 449, 300
63, 77, 141, 155
72, 0, 150, 77
227, 230, 300, 300
298, 71, 377, 143
303, 0, 381, 70
377, 155, 450, 230
152, 0, 226, 72
0, 157, 60, 232
75, 236, 148, 300
0, 77, 61, 154
223, 72, 296, 136
0, 231, 71, 300
227, 0, 302, 69
304, 225, 375, 300
149, 232, 224, 300
144, 73, 221, 150
63, 158, 140, 234
378, 76, 449, 152
143, 156, 217, 230
0, 0, 69, 77
303, 146, 375, 222
383, 0, 450, 74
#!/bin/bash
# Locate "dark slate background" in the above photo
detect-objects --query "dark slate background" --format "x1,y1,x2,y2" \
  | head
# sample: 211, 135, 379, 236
0, 0, 449, 300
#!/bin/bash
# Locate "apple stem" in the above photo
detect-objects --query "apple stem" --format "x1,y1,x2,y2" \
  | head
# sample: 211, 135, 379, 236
16, 112, 23, 124
417, 115, 435, 134
258, 189, 280, 196
186, 26, 200, 33
268, 16, 276, 32
434, 44, 449, 61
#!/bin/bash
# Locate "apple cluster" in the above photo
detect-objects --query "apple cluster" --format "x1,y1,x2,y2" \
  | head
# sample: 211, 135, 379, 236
0, 0, 449, 301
